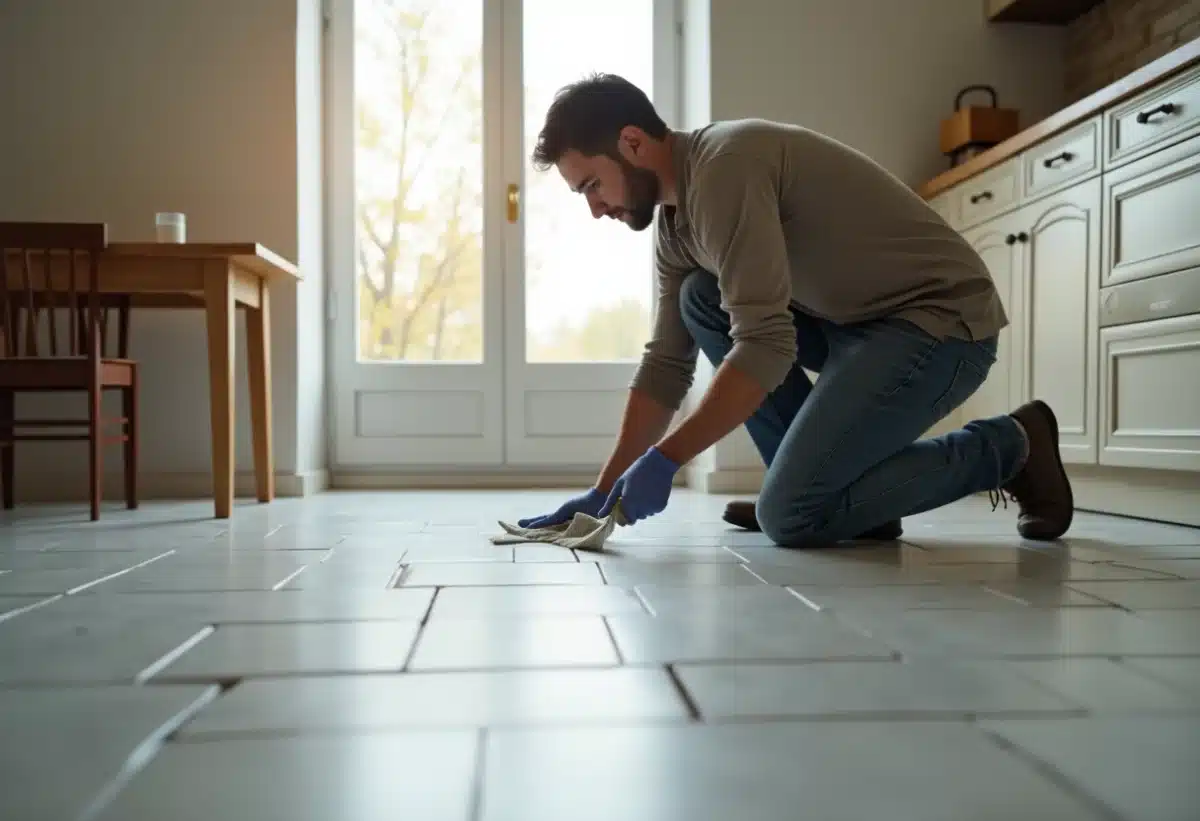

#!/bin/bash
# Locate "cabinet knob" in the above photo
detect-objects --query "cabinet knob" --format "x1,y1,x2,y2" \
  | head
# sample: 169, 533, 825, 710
1018, 232, 1029, 243
1005, 234, 1017, 245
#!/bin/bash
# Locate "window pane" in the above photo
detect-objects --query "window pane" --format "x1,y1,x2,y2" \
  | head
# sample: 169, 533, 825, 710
522, 1, 656, 363
355, 0, 484, 363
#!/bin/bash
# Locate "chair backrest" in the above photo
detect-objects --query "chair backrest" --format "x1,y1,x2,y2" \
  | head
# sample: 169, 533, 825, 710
0, 221, 112, 359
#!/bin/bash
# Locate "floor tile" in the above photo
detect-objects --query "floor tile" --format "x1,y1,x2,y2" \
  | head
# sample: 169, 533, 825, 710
977, 659, 1196, 711
408, 616, 618, 671
674, 659, 1080, 719
0, 565, 151, 595
981, 581, 1116, 607
101, 553, 324, 592
91, 731, 479, 821
1066, 580, 1200, 609
598, 561, 763, 588
836, 607, 1200, 658
0, 684, 217, 821
279, 561, 404, 589
429, 585, 647, 618
633, 583, 809, 617
1121, 658, 1200, 699
607, 609, 897, 664
983, 716, 1200, 821
1109, 559, 1200, 579
39, 589, 434, 624
180, 667, 688, 735
388, 541, 514, 562
513, 544, 579, 562
480, 721, 1105, 821
0, 594, 55, 622
581, 543, 745, 564
0, 613, 209, 684
148, 622, 421, 681
0, 548, 172, 571
399, 562, 604, 587
789, 582, 1024, 613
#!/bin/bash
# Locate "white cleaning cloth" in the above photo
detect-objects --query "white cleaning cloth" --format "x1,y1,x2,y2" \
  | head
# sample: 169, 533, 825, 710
490, 505, 627, 551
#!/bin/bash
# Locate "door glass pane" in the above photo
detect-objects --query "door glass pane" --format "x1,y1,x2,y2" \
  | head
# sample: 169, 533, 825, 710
355, 0, 484, 362
522, 0, 655, 363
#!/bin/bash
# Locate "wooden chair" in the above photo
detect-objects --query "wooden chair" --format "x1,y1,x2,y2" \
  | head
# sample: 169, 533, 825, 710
0, 222, 138, 520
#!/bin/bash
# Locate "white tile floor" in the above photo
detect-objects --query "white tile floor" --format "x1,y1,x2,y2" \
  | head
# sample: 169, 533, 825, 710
2, 490, 1199, 820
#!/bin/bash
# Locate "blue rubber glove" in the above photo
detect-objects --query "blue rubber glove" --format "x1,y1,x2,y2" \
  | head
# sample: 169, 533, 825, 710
517, 487, 606, 529
598, 447, 680, 524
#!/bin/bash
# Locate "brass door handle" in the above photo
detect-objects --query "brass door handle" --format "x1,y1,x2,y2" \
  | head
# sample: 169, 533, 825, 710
507, 183, 520, 223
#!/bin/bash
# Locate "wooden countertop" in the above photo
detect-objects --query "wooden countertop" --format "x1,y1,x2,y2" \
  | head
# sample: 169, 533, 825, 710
918, 37, 1200, 200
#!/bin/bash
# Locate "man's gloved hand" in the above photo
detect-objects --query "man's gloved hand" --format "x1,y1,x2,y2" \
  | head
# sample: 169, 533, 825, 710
517, 487, 606, 529
598, 447, 680, 524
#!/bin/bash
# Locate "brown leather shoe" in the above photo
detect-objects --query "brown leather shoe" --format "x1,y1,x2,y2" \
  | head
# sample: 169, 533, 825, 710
722, 500, 902, 540
996, 399, 1074, 540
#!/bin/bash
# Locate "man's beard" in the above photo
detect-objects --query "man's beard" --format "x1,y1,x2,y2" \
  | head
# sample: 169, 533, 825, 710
615, 155, 660, 231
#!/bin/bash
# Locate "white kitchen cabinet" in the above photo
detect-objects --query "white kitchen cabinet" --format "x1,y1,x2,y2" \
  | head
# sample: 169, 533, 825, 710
1102, 135, 1200, 288
958, 213, 1021, 425
1098, 312, 1200, 471
1012, 177, 1103, 464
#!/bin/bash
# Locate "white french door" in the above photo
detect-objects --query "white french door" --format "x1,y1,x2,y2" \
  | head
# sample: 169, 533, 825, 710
326, 0, 680, 471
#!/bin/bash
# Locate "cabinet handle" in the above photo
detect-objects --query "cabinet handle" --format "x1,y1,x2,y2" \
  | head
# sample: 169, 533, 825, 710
1005, 233, 1017, 245
1042, 151, 1075, 168
1017, 231, 1029, 243
1135, 102, 1178, 124
969, 191, 993, 204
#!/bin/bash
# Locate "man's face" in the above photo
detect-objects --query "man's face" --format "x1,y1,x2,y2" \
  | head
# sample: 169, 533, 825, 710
556, 148, 660, 231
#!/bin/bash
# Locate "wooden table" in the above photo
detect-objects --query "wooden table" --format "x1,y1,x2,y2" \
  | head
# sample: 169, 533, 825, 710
4, 242, 301, 518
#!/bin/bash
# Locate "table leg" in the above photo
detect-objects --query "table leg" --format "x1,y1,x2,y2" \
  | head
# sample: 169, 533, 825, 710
204, 264, 235, 519
246, 278, 274, 503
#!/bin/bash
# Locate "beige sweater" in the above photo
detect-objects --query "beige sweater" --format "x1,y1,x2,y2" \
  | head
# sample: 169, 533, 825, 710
632, 119, 1008, 411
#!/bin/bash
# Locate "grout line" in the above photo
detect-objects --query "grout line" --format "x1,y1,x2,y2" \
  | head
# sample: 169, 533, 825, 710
65, 549, 178, 594
419, 587, 441, 625
467, 728, 488, 821
977, 726, 1128, 821
601, 616, 624, 665
0, 593, 63, 624
77, 683, 223, 821
271, 566, 310, 591
133, 625, 216, 684
631, 586, 657, 617
664, 664, 703, 722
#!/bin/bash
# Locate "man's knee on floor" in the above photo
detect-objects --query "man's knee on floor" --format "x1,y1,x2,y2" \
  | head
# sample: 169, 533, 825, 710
754, 490, 830, 547
678, 269, 722, 328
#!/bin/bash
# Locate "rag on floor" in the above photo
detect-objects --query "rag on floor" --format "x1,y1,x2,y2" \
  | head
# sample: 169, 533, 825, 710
491, 503, 628, 550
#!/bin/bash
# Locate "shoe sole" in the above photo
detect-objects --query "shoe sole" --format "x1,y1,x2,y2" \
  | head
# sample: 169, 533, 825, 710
1026, 398, 1075, 540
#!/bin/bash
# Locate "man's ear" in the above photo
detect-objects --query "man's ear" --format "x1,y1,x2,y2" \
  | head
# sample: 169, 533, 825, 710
617, 125, 645, 158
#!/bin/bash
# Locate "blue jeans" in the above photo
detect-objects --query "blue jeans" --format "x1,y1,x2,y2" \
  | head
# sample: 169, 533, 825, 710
678, 269, 1027, 546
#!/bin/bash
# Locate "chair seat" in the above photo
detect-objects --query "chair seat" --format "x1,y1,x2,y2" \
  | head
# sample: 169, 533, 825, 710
0, 356, 136, 389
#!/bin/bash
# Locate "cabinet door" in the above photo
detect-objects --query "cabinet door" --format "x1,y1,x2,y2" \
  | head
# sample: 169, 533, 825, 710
959, 215, 1020, 424
1016, 177, 1102, 464
1102, 135, 1200, 287
1098, 313, 1200, 471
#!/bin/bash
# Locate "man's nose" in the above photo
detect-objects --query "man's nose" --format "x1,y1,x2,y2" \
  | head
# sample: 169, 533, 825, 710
586, 193, 606, 219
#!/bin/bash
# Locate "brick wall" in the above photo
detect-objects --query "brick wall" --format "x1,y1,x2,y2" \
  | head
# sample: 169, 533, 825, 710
1066, 0, 1200, 100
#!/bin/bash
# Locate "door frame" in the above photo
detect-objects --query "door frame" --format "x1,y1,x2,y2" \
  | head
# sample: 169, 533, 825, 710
321, 0, 685, 478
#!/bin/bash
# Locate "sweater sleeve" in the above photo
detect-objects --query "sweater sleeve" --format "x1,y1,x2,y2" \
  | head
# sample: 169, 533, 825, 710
629, 219, 699, 411
688, 153, 797, 393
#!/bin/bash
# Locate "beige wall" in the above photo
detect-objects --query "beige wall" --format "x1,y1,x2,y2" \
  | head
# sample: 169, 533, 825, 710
1067, 0, 1200, 101
0, 0, 325, 501
682, 0, 1068, 487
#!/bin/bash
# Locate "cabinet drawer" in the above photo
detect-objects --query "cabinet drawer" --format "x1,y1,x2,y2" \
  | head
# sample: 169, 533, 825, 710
954, 158, 1019, 229
1022, 117, 1100, 200
1102, 135, 1200, 287
1105, 63, 1200, 169
927, 191, 959, 230
1098, 312, 1200, 471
